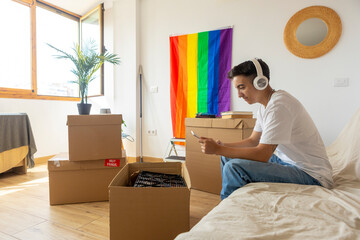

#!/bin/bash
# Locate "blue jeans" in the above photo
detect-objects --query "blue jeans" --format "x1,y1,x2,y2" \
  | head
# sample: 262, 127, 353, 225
220, 154, 321, 200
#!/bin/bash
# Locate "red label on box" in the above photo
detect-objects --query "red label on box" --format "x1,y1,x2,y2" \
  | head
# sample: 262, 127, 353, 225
105, 159, 121, 167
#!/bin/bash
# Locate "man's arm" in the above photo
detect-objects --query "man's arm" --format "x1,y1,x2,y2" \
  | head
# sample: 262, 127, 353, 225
220, 130, 261, 148
199, 136, 277, 162
217, 143, 277, 162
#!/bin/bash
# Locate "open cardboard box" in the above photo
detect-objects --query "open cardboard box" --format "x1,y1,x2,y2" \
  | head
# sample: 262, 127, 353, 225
48, 150, 126, 205
185, 118, 256, 194
109, 162, 191, 240
67, 114, 123, 161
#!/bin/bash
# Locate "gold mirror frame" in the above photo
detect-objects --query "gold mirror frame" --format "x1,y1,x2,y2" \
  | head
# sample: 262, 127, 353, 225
284, 6, 342, 59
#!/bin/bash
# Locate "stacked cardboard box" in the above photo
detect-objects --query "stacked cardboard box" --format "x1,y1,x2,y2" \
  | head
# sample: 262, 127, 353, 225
67, 115, 123, 161
48, 151, 126, 205
185, 118, 256, 194
48, 114, 126, 205
109, 162, 191, 240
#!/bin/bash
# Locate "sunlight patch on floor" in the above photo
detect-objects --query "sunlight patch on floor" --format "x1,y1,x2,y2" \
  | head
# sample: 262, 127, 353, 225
0, 188, 23, 197
20, 177, 49, 185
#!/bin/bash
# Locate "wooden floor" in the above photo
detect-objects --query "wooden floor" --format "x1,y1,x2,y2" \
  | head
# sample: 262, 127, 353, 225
0, 164, 221, 240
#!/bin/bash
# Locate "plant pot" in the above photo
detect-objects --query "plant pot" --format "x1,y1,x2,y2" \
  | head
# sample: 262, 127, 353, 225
77, 103, 92, 115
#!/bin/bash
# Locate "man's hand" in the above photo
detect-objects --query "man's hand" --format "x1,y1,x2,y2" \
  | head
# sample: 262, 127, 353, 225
198, 137, 222, 155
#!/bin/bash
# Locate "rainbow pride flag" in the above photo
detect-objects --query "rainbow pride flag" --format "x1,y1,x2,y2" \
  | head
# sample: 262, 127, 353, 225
170, 28, 233, 138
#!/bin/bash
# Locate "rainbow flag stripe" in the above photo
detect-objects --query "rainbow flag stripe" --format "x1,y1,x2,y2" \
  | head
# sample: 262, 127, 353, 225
170, 28, 233, 138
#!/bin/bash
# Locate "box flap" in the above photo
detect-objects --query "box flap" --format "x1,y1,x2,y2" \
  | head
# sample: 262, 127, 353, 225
211, 118, 243, 128
240, 118, 257, 128
67, 114, 122, 126
48, 150, 126, 172
181, 162, 191, 189
185, 118, 213, 127
109, 164, 130, 187
185, 118, 256, 129
129, 162, 182, 175
212, 118, 256, 129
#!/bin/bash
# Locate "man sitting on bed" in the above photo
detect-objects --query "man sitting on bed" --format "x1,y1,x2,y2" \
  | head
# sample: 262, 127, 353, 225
199, 58, 334, 200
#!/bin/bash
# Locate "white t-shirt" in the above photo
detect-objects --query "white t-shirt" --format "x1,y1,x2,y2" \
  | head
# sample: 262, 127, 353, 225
253, 90, 334, 188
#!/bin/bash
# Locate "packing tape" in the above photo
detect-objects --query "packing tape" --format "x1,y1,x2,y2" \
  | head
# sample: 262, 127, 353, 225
53, 160, 60, 167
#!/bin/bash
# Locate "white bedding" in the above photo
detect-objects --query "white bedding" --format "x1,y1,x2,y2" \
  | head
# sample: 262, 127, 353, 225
176, 108, 360, 240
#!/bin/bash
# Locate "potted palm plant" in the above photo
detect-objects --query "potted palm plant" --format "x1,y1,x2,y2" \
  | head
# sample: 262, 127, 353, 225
48, 41, 120, 115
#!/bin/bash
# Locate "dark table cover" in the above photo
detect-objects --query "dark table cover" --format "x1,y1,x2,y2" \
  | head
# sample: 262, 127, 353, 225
0, 113, 37, 168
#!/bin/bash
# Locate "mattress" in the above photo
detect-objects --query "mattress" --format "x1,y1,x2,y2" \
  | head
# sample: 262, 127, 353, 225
176, 181, 360, 239
176, 108, 360, 240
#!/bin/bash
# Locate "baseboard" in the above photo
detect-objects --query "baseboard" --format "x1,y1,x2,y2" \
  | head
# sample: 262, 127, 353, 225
35, 155, 55, 165
127, 156, 164, 163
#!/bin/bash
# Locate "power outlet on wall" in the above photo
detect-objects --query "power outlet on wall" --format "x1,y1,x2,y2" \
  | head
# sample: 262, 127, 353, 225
150, 86, 158, 93
147, 129, 157, 136
334, 78, 349, 87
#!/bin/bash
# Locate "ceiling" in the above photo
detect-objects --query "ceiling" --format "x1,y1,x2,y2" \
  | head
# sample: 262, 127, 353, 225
44, 0, 102, 16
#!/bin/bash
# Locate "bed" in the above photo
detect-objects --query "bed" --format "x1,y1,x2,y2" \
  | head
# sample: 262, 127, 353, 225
176, 108, 360, 239
0, 113, 37, 174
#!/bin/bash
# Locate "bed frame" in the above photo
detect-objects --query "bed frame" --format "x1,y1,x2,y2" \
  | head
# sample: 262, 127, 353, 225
0, 146, 28, 174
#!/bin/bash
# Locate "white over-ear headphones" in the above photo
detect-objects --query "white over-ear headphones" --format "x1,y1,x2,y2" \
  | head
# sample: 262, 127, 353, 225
251, 58, 269, 90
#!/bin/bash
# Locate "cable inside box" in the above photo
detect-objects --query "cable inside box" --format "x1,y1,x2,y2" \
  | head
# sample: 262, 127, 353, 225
133, 171, 187, 187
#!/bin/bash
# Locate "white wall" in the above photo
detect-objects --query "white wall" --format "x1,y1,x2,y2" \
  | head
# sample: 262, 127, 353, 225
0, 98, 76, 157
137, 0, 360, 158
112, 0, 141, 158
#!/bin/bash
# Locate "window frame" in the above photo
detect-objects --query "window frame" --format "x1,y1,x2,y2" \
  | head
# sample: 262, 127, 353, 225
0, 0, 104, 101
80, 4, 105, 97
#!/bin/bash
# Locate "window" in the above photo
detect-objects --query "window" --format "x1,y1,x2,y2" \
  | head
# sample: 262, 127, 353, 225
37, 4, 79, 97
0, 1, 31, 91
0, 0, 104, 101
80, 5, 103, 96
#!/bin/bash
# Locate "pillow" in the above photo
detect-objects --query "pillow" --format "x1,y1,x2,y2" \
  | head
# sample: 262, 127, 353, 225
326, 107, 360, 182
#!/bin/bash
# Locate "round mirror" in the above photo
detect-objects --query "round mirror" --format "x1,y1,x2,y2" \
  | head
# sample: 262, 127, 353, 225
284, 6, 342, 59
296, 18, 328, 46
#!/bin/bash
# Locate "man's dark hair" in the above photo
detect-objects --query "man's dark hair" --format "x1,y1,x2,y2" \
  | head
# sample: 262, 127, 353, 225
227, 58, 270, 81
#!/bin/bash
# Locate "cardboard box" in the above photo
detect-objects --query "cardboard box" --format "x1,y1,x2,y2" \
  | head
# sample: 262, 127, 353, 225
48, 150, 126, 205
67, 114, 122, 161
185, 118, 256, 194
109, 162, 191, 240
